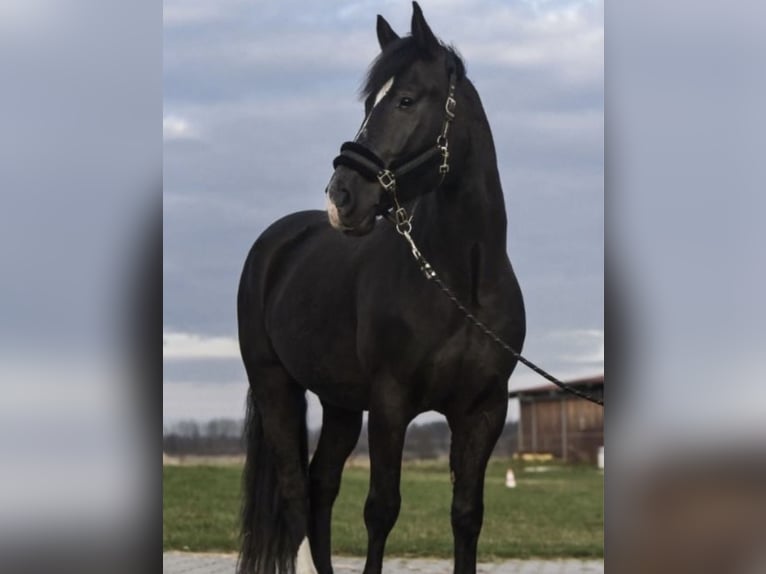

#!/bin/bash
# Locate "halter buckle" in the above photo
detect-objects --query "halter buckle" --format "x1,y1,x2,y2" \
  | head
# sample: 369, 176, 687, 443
377, 169, 396, 192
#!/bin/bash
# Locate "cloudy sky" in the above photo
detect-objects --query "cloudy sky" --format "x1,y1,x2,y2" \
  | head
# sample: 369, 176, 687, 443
163, 0, 603, 428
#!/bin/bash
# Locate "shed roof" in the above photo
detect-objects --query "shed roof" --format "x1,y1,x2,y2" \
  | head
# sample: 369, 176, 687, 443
507, 373, 603, 399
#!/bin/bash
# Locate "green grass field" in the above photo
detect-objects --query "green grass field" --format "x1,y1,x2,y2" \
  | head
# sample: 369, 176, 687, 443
163, 459, 603, 559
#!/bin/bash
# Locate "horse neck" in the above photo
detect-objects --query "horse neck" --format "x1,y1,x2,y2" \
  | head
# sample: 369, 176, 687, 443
415, 88, 508, 265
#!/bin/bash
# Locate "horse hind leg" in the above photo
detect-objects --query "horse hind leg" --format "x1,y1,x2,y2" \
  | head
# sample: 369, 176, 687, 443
239, 363, 313, 574
308, 403, 363, 574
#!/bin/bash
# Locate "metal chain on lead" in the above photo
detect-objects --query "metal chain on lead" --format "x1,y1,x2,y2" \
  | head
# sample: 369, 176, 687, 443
390, 204, 604, 407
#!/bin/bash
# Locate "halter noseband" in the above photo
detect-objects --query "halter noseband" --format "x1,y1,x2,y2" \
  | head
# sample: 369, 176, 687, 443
331, 72, 457, 220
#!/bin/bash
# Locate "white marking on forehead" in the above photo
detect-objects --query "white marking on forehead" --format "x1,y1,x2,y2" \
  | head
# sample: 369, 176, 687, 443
354, 76, 395, 142
374, 76, 394, 107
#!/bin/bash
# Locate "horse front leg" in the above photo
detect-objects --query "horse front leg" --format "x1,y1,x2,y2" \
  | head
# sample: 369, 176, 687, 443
362, 390, 413, 574
447, 389, 508, 574
308, 404, 363, 574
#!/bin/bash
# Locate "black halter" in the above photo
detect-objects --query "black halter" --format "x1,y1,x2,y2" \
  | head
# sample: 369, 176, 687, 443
332, 72, 457, 211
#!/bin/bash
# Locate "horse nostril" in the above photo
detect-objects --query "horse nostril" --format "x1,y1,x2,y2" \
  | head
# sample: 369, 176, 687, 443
330, 186, 351, 208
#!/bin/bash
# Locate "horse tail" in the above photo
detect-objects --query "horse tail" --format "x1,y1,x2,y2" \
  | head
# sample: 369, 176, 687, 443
238, 386, 305, 574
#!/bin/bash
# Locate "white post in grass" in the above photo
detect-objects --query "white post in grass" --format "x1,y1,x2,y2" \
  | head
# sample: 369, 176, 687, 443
505, 468, 517, 488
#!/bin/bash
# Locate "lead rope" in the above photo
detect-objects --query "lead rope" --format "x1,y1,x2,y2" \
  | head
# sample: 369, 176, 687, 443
387, 205, 604, 407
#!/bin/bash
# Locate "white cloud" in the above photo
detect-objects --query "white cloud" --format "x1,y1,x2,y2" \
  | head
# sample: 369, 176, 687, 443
550, 328, 604, 364
455, 1, 603, 83
163, 330, 240, 359
507, 359, 601, 395
163, 380, 247, 422
163, 0, 250, 26
163, 381, 331, 429
163, 1, 602, 87
163, 115, 198, 141
0, 0, 62, 36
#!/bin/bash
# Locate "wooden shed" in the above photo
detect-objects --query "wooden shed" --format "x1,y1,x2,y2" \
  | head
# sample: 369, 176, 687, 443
509, 374, 603, 464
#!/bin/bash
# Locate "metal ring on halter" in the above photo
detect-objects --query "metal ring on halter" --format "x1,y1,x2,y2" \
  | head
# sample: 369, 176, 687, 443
377, 169, 396, 191
394, 207, 412, 235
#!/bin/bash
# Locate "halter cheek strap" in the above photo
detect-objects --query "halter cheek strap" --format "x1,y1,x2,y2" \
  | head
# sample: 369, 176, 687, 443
331, 73, 457, 213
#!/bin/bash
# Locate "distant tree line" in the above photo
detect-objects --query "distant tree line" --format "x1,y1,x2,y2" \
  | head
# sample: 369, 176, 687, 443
163, 418, 245, 456
163, 417, 518, 459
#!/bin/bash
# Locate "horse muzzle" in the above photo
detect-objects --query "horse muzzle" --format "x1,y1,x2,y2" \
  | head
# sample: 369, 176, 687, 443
325, 172, 378, 236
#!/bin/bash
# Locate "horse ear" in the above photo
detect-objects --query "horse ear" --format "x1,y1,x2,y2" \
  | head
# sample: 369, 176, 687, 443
376, 15, 399, 50
411, 1, 438, 52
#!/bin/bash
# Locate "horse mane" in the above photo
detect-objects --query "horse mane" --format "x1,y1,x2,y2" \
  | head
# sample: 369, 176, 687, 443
360, 36, 466, 100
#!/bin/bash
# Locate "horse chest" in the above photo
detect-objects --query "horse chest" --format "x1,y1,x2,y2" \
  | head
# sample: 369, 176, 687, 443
419, 326, 501, 398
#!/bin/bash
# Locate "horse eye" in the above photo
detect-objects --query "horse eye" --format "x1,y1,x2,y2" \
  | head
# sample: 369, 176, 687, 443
398, 97, 414, 109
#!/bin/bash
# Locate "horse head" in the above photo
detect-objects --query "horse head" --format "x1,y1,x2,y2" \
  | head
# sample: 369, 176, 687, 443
326, 2, 464, 236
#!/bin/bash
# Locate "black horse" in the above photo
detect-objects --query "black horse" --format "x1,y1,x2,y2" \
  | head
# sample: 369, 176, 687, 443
237, 4, 525, 574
